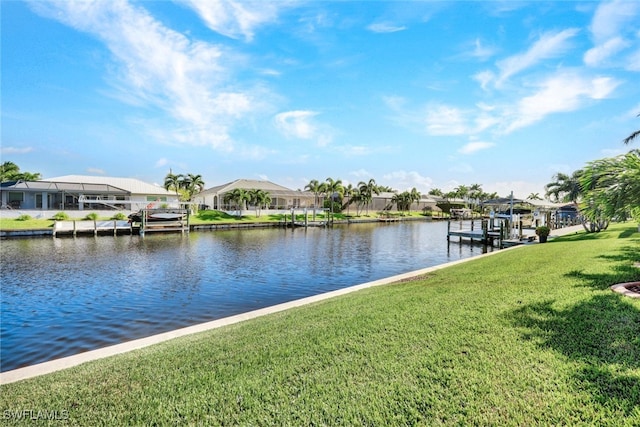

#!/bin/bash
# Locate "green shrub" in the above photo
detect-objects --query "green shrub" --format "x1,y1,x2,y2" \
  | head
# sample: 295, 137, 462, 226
16, 214, 32, 221
52, 212, 69, 221
84, 212, 99, 221
111, 212, 127, 220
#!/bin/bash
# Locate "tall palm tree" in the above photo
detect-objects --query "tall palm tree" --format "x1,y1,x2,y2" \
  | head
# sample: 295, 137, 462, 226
163, 171, 184, 197
342, 183, 356, 215
409, 187, 421, 212
305, 179, 322, 220
185, 174, 205, 201
324, 177, 344, 213
357, 179, 379, 215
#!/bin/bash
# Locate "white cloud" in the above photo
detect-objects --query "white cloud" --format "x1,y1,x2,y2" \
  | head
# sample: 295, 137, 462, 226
504, 72, 620, 133
458, 141, 495, 155
473, 70, 495, 91
367, 22, 407, 33
381, 170, 434, 193
179, 0, 288, 41
626, 47, 640, 71
274, 110, 318, 139
155, 158, 169, 168
0, 146, 34, 155
589, 0, 640, 42
274, 110, 333, 147
29, 0, 266, 150
495, 28, 579, 86
424, 105, 467, 135
583, 36, 629, 66
469, 38, 496, 61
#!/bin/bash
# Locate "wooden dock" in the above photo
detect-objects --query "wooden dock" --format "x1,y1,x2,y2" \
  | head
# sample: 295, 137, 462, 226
53, 220, 133, 237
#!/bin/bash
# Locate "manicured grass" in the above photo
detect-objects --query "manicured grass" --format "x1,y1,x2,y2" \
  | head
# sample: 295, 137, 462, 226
1, 224, 639, 425
0, 218, 54, 229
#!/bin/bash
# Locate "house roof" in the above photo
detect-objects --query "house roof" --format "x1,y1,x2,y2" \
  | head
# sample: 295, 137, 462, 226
1, 180, 129, 194
197, 179, 311, 198
45, 175, 175, 196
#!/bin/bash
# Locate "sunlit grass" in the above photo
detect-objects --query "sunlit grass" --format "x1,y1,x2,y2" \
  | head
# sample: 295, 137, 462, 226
1, 223, 638, 425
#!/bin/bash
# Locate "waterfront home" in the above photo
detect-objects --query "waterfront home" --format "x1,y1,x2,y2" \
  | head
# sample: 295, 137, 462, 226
0, 175, 178, 215
193, 179, 316, 211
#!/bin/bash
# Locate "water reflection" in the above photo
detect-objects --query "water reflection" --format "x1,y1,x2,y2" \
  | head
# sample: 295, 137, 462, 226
1, 221, 487, 371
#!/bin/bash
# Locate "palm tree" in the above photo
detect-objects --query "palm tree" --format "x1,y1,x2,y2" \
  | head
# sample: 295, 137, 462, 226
623, 113, 639, 145
324, 177, 344, 213
545, 171, 583, 203
184, 174, 205, 201
163, 171, 184, 197
0, 161, 41, 182
580, 149, 640, 226
342, 183, 356, 215
223, 188, 250, 217
357, 179, 379, 215
409, 187, 421, 212
305, 179, 322, 220
527, 193, 542, 200
249, 189, 271, 217
428, 188, 444, 197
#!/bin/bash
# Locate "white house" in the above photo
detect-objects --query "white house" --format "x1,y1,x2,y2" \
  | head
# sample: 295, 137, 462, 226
194, 179, 316, 212
0, 175, 178, 217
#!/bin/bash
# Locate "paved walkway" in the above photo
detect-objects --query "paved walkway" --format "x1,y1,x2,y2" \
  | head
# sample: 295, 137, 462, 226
0, 224, 586, 385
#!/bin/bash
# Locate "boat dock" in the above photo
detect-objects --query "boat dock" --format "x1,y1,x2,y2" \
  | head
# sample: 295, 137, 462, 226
137, 209, 190, 235
447, 218, 539, 248
447, 219, 506, 248
53, 220, 133, 237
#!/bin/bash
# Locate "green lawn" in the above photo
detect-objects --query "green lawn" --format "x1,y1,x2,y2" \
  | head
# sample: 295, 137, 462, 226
1, 223, 639, 425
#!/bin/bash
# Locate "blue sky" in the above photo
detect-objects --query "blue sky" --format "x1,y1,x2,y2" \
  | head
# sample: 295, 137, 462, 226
2, 0, 639, 198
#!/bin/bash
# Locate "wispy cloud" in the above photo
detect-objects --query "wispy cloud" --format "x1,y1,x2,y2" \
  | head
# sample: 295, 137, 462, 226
585, 0, 640, 68
504, 71, 620, 133
458, 141, 495, 155
589, 0, 639, 42
494, 28, 579, 86
381, 170, 434, 192
179, 0, 291, 41
584, 37, 629, 67
274, 110, 333, 146
367, 22, 406, 33
424, 105, 468, 136
0, 146, 34, 155
467, 38, 496, 61
29, 0, 269, 150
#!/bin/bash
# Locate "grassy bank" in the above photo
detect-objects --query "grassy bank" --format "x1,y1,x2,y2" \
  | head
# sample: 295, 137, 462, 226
1, 224, 639, 425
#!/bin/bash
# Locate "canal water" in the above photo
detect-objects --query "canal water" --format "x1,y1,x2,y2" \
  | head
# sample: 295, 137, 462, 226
1, 220, 488, 372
